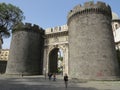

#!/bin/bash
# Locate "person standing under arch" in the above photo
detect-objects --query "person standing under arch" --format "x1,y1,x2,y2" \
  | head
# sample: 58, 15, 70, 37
64, 73, 68, 88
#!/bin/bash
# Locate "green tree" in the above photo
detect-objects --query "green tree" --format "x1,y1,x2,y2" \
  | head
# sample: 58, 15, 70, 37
58, 57, 63, 61
0, 3, 25, 39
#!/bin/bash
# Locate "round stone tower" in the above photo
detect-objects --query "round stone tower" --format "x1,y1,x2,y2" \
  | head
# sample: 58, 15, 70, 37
67, 1, 120, 80
6, 23, 45, 75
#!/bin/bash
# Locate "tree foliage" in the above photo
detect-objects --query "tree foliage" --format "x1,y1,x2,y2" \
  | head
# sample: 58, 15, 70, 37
0, 3, 25, 39
58, 57, 63, 61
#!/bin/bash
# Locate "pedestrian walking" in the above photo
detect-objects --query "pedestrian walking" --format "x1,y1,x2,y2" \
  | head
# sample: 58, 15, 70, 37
21, 72, 23, 77
48, 73, 53, 80
53, 73, 56, 81
64, 73, 68, 88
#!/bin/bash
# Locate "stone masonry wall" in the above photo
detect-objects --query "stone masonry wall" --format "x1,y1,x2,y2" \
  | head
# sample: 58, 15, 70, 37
6, 23, 45, 75
68, 1, 120, 80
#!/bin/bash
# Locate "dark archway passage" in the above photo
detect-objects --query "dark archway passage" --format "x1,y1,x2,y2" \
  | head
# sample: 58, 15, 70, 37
0, 61, 7, 74
49, 48, 64, 74
49, 48, 59, 73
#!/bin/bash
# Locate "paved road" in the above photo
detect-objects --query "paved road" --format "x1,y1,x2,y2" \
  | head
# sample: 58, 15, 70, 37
0, 75, 120, 90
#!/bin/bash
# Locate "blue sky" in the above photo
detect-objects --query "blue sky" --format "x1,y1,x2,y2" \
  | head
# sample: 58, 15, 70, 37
1, 0, 120, 49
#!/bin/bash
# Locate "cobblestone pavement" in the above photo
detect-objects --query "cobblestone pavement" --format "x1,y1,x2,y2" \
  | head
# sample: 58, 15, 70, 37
0, 75, 120, 90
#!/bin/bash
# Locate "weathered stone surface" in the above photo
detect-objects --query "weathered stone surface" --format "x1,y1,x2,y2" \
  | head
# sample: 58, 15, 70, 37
4, 1, 120, 80
6, 23, 45, 75
44, 25, 69, 75
68, 1, 120, 80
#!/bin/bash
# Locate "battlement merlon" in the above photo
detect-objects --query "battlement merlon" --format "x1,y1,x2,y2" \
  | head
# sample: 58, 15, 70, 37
67, 1, 112, 21
45, 24, 68, 34
12, 22, 45, 34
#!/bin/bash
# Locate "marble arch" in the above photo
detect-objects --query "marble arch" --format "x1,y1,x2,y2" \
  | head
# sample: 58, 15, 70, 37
43, 25, 68, 75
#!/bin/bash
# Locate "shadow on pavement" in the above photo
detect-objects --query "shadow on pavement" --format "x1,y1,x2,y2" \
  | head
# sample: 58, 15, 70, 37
0, 77, 98, 90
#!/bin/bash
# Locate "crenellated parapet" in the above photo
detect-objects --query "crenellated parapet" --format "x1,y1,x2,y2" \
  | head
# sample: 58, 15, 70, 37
45, 24, 68, 34
67, 1, 112, 23
12, 22, 45, 34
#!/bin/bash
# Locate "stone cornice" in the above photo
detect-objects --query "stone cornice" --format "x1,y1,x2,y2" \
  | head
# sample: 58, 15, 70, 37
45, 31, 68, 38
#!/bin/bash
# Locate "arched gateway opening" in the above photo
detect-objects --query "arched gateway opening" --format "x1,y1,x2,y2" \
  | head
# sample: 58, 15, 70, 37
49, 48, 63, 74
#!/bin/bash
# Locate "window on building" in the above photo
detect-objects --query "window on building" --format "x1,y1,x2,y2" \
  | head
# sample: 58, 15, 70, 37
5, 52, 8, 55
51, 28, 53, 32
59, 27, 61, 31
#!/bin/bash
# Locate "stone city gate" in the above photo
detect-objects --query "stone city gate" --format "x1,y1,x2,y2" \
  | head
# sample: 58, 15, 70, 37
5, 1, 120, 80
43, 25, 68, 75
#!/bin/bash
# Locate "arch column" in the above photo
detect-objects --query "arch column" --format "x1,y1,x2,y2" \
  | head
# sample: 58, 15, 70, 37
62, 44, 68, 75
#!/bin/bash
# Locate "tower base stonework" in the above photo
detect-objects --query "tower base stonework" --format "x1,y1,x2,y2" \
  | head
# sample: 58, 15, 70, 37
67, 1, 120, 80
6, 23, 45, 75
